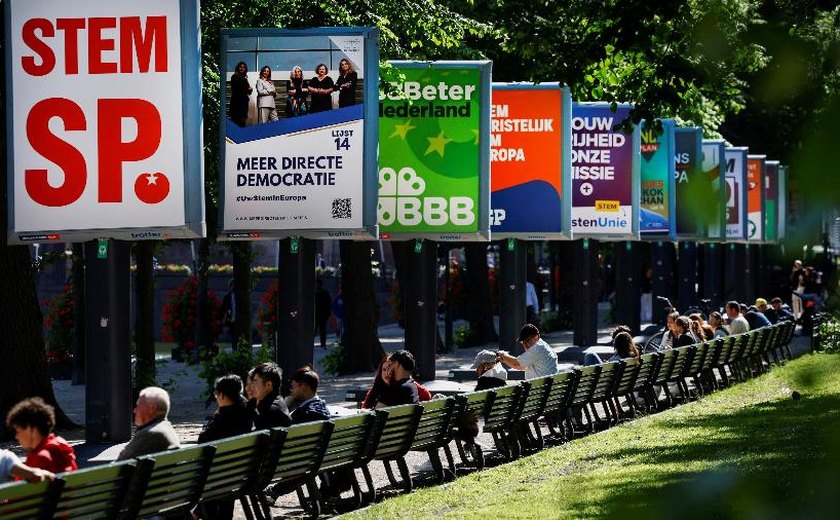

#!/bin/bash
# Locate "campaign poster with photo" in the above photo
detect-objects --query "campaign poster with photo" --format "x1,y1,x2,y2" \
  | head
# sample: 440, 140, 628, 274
747, 155, 766, 242
702, 139, 727, 240
765, 160, 779, 242
725, 147, 748, 241
5, 0, 205, 243
490, 84, 571, 240
640, 119, 675, 238
571, 103, 640, 239
220, 28, 380, 240
378, 61, 492, 241
674, 127, 705, 238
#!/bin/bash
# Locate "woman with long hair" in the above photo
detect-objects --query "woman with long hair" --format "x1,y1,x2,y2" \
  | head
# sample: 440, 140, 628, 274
334, 58, 358, 108
228, 61, 252, 127
286, 65, 308, 117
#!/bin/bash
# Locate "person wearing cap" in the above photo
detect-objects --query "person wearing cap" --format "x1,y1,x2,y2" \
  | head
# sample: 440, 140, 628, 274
471, 350, 508, 391
497, 324, 558, 380
744, 301, 772, 330
765, 297, 793, 324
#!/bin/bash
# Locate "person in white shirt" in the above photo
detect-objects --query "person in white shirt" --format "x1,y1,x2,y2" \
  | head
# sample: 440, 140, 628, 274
497, 324, 558, 379
725, 300, 750, 335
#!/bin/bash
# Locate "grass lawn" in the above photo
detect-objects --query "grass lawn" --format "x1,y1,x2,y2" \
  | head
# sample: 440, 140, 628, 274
345, 352, 840, 519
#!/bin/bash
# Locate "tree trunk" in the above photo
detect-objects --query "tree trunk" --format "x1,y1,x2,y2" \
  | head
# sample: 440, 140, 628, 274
71, 243, 86, 385
390, 242, 408, 328
464, 243, 498, 342
194, 239, 212, 358
231, 242, 252, 349
0, 244, 76, 437
340, 240, 382, 372
133, 241, 156, 391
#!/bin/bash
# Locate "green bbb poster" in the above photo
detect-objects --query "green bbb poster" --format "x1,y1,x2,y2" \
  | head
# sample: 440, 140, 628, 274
378, 61, 492, 240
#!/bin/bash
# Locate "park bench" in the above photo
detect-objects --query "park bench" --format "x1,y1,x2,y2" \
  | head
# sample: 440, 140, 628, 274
0, 477, 56, 519
195, 431, 268, 519
453, 389, 494, 472
680, 341, 711, 399
509, 375, 552, 453
315, 411, 381, 510
245, 421, 334, 519
360, 404, 423, 499
632, 351, 662, 413
407, 397, 460, 483
480, 384, 525, 461
567, 365, 602, 435
611, 357, 641, 421
540, 370, 579, 441
660, 346, 694, 406
649, 348, 679, 410
120, 444, 216, 519
53, 460, 136, 519
586, 361, 623, 428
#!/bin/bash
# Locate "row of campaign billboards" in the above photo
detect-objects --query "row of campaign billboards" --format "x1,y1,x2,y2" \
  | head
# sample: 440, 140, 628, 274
4, 10, 786, 245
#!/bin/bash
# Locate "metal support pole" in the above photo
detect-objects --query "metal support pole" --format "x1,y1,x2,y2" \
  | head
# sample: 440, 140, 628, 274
572, 239, 598, 346
404, 240, 437, 381
615, 241, 641, 333
276, 238, 316, 393
500, 238, 527, 350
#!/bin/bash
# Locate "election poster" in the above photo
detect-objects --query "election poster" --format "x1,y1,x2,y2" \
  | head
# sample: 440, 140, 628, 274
571, 103, 640, 239
220, 28, 380, 240
640, 119, 675, 238
725, 147, 748, 241
378, 61, 492, 241
778, 165, 788, 240
702, 139, 727, 240
490, 83, 571, 240
5, 0, 205, 243
765, 160, 779, 242
674, 127, 706, 239
747, 155, 766, 242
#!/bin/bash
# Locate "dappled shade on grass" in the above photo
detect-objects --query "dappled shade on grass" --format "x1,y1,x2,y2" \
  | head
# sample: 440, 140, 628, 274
344, 352, 840, 519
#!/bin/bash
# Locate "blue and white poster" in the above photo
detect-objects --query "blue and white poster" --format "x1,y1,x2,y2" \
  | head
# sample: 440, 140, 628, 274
220, 28, 380, 239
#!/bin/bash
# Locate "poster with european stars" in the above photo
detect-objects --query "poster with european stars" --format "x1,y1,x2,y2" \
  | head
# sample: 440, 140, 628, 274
377, 61, 492, 241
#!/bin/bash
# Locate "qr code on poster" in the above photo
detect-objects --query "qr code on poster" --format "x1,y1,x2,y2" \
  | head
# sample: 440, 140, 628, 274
332, 198, 352, 219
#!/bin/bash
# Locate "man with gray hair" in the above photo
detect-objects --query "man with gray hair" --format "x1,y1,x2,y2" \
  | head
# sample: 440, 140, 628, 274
117, 386, 180, 460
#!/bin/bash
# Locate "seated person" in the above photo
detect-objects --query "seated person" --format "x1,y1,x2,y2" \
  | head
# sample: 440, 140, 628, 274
744, 301, 772, 329
287, 366, 330, 424
659, 311, 680, 350
250, 362, 292, 430
6, 397, 77, 474
118, 386, 180, 460
764, 297, 794, 324
608, 332, 640, 361
471, 349, 507, 390
196, 375, 252, 520
371, 350, 420, 408
709, 311, 729, 338
673, 316, 696, 348
584, 330, 640, 365
199, 374, 254, 443
0, 448, 54, 483
362, 354, 430, 408
498, 324, 558, 379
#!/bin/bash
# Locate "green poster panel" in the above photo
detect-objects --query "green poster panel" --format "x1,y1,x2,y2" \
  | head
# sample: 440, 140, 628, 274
378, 61, 492, 241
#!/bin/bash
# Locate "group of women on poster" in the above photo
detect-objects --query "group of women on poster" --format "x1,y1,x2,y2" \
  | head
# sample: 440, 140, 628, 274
228, 59, 358, 127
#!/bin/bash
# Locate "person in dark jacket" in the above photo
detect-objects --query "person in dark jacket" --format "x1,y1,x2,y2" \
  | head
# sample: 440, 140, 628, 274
196, 375, 253, 519
287, 366, 330, 424
199, 374, 254, 443
251, 362, 291, 430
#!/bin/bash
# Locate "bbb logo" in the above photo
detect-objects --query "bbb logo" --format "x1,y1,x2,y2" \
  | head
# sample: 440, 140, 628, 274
377, 167, 474, 227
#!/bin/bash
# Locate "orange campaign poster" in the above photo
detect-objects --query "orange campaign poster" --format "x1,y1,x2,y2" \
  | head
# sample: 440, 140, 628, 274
490, 85, 571, 238
747, 155, 765, 241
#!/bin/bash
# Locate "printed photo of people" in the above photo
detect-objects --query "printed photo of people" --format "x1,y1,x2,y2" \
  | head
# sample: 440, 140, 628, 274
224, 33, 365, 127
